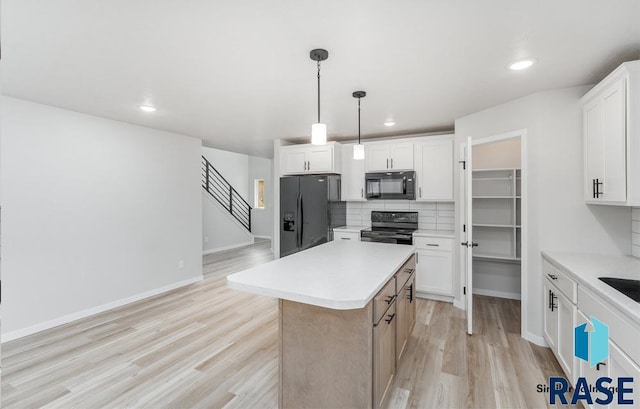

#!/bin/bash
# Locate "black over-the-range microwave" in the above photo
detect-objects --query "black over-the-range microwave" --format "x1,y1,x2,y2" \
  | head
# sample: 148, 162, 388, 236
365, 171, 416, 200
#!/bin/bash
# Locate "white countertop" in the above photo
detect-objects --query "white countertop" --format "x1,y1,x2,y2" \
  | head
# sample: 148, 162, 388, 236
227, 241, 415, 310
333, 226, 365, 233
413, 229, 455, 238
541, 251, 640, 324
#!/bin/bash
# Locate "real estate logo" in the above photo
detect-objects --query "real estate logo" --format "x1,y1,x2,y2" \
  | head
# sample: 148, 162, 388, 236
544, 315, 635, 406
574, 315, 609, 367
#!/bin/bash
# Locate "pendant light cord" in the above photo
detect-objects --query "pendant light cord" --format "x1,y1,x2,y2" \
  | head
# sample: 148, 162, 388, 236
357, 97, 361, 144
317, 61, 321, 123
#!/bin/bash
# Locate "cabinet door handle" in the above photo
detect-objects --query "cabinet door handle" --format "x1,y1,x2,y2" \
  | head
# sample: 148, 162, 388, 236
308, 161, 311, 171
406, 284, 414, 302
596, 178, 603, 198
419, 187, 422, 198
391, 158, 393, 168
592, 179, 596, 199
361, 188, 364, 198
385, 313, 396, 324
550, 291, 557, 312
384, 295, 396, 304
304, 161, 307, 171
547, 274, 558, 280
596, 362, 606, 371
387, 158, 389, 169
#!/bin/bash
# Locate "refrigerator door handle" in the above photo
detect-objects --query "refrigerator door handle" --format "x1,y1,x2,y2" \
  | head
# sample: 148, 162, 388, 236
299, 194, 304, 248
296, 193, 302, 248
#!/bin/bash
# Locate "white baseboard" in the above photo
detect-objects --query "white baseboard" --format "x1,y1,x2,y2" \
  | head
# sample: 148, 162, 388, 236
252, 235, 272, 240
473, 288, 521, 300
524, 331, 548, 347
453, 298, 466, 310
416, 292, 454, 303
202, 240, 254, 255
1, 276, 202, 343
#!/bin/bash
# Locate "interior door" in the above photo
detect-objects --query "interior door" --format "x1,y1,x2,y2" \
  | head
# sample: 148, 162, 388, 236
465, 137, 474, 335
300, 176, 329, 250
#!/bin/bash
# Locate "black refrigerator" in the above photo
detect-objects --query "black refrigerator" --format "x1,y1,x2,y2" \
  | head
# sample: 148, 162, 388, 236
280, 175, 346, 257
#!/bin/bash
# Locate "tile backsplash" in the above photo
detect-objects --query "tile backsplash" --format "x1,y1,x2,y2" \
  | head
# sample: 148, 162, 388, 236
633, 207, 640, 259
346, 201, 455, 231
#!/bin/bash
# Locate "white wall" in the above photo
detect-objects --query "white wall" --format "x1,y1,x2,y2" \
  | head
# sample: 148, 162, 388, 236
248, 156, 273, 238
1, 97, 203, 340
472, 138, 521, 170
455, 86, 631, 342
202, 147, 249, 199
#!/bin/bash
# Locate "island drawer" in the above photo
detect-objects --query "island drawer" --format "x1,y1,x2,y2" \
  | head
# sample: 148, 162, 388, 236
374, 277, 397, 325
396, 254, 416, 288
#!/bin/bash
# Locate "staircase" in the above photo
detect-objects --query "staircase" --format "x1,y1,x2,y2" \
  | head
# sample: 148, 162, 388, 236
201, 156, 252, 232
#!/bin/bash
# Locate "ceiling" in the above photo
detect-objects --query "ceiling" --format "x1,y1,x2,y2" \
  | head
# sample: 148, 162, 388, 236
2, 1, 639, 158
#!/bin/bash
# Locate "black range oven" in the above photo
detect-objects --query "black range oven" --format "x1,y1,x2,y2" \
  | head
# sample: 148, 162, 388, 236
360, 211, 418, 245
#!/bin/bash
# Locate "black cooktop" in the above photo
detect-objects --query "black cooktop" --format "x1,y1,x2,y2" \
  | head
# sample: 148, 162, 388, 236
598, 277, 640, 303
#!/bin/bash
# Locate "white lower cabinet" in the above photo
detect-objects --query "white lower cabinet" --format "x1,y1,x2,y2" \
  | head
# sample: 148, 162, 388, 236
543, 254, 640, 409
556, 291, 577, 380
543, 280, 558, 351
415, 237, 453, 297
543, 275, 577, 382
608, 341, 640, 408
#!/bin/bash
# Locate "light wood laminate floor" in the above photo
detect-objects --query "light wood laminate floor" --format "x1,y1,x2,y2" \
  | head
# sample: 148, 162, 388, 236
2, 239, 570, 408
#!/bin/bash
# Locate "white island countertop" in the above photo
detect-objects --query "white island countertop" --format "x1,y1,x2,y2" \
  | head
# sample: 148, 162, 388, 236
542, 251, 640, 324
227, 241, 415, 310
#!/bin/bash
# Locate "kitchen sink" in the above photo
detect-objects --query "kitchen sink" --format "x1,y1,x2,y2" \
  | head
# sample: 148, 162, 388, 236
598, 277, 640, 303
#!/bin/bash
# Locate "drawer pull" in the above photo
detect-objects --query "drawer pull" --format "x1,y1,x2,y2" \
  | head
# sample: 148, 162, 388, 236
404, 268, 415, 274
384, 295, 396, 304
547, 274, 558, 280
596, 362, 606, 371
425, 243, 440, 247
340, 237, 351, 240
385, 313, 396, 324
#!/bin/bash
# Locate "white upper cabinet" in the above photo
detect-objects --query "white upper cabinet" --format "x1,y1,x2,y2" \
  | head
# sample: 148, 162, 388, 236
341, 144, 366, 201
280, 142, 341, 175
366, 142, 414, 171
414, 137, 454, 201
582, 60, 640, 206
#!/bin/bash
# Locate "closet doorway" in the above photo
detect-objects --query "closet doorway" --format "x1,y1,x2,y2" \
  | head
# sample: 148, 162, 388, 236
460, 130, 527, 338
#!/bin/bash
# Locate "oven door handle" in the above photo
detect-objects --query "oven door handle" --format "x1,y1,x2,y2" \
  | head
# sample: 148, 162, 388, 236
403, 176, 407, 194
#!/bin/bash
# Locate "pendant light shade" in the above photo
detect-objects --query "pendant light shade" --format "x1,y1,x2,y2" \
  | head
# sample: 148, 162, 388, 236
353, 143, 365, 160
352, 90, 366, 160
311, 123, 327, 145
310, 49, 329, 145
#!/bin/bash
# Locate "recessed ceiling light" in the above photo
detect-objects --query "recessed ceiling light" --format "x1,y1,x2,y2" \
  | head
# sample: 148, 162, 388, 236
140, 105, 157, 112
508, 59, 536, 71
384, 121, 396, 127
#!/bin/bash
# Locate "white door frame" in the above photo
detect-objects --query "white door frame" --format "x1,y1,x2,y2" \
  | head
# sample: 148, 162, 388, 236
458, 129, 528, 340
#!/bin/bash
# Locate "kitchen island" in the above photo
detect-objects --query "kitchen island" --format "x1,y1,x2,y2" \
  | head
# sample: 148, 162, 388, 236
227, 240, 416, 409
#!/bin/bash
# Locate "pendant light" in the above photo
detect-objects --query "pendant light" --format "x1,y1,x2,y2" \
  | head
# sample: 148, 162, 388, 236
310, 49, 329, 145
352, 91, 366, 160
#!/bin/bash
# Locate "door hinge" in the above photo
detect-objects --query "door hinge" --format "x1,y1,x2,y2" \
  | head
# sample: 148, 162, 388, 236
459, 160, 466, 170
463, 286, 466, 295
